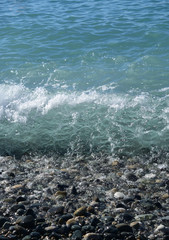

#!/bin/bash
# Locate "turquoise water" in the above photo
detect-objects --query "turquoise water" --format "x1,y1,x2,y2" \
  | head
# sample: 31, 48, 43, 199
0, 0, 169, 158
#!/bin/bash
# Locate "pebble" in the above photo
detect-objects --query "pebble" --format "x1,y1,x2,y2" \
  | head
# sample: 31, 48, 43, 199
115, 223, 133, 233
83, 233, 102, 240
114, 192, 125, 199
16, 215, 35, 228
66, 218, 79, 227
0, 155, 168, 240
130, 221, 140, 230
0, 217, 9, 228
135, 214, 155, 221
74, 206, 87, 216
71, 230, 82, 240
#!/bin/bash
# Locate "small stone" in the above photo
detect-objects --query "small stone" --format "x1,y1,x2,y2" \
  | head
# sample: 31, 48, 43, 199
83, 233, 102, 240
30, 232, 41, 239
58, 214, 73, 224
47, 206, 64, 215
161, 216, 169, 222
112, 160, 120, 167
11, 184, 24, 190
127, 164, 138, 170
115, 223, 133, 233
71, 230, 82, 240
2, 221, 12, 230
126, 173, 138, 181
135, 214, 155, 221
17, 215, 35, 228
154, 224, 165, 233
144, 173, 156, 179
71, 186, 77, 195
103, 225, 118, 234
74, 206, 87, 216
114, 192, 125, 199
114, 208, 126, 213
130, 221, 140, 230
161, 193, 169, 199
0, 236, 11, 240
91, 217, 100, 226
22, 236, 31, 240
71, 225, 81, 231
55, 191, 67, 198
45, 225, 59, 233
87, 206, 95, 214
82, 225, 95, 233
0, 217, 9, 228
16, 196, 26, 203
11, 204, 25, 212
66, 218, 78, 227
11, 225, 28, 235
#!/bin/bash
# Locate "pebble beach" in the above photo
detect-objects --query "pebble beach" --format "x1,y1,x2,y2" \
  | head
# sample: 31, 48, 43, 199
0, 154, 169, 240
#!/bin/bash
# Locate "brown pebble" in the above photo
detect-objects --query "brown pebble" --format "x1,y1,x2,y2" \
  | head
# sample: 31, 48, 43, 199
66, 218, 78, 227
130, 221, 140, 230
87, 206, 95, 214
83, 233, 102, 240
161, 193, 169, 199
74, 206, 87, 216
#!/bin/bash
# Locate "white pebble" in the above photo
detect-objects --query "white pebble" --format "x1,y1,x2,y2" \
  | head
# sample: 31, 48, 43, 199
114, 192, 125, 199
154, 224, 165, 233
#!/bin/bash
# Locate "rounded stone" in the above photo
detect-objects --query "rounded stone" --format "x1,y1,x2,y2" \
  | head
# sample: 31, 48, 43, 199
17, 215, 35, 228
58, 214, 73, 224
83, 233, 102, 240
114, 192, 125, 199
74, 206, 87, 216
71, 230, 82, 240
115, 223, 133, 233
66, 218, 78, 227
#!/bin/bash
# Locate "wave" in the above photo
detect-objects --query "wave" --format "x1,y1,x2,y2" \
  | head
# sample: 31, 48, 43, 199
0, 84, 169, 158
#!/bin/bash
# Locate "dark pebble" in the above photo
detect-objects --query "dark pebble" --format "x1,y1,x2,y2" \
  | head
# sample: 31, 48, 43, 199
16, 209, 25, 216
0, 236, 10, 240
71, 186, 77, 195
140, 200, 155, 211
17, 215, 35, 229
2, 221, 12, 230
6, 234, 17, 240
0, 217, 9, 228
134, 194, 141, 200
49, 232, 61, 240
30, 231, 41, 239
103, 216, 114, 224
123, 198, 135, 204
71, 230, 82, 240
58, 214, 73, 224
25, 208, 36, 217
82, 225, 95, 234
116, 223, 133, 233
116, 203, 127, 209
11, 204, 25, 212
71, 225, 81, 231
162, 216, 169, 222
120, 231, 136, 240
57, 183, 68, 190
103, 225, 118, 234
91, 217, 100, 226
10, 225, 28, 235
126, 173, 138, 181
119, 213, 134, 221
16, 196, 26, 203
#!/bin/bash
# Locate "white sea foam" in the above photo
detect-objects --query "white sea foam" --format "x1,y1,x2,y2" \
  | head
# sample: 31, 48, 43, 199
0, 83, 168, 135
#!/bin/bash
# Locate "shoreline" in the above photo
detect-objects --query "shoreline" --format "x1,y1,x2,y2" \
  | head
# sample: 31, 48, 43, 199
0, 155, 169, 239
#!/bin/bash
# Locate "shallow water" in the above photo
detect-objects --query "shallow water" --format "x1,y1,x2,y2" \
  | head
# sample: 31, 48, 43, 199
0, 0, 169, 158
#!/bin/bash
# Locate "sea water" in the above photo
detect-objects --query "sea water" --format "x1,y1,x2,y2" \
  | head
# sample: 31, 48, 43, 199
0, 0, 169, 159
